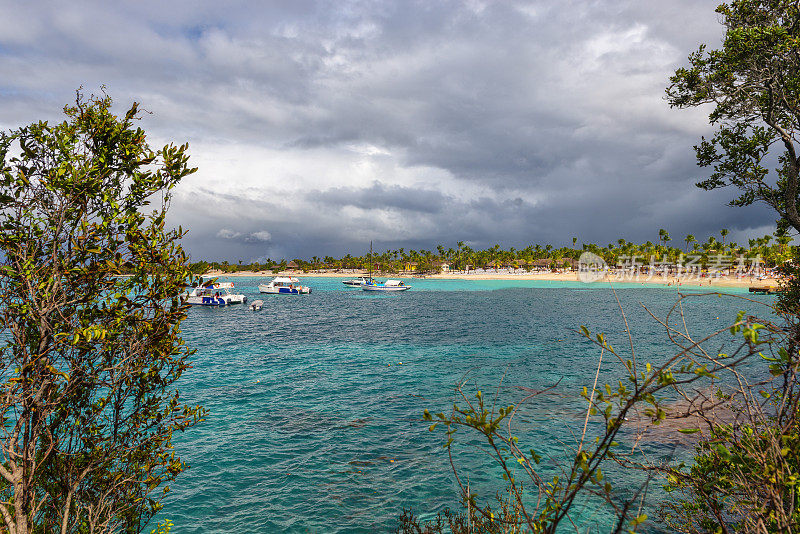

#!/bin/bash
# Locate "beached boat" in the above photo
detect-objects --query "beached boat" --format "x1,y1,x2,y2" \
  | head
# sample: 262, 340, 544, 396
185, 279, 247, 306
258, 276, 312, 294
361, 279, 411, 292
342, 276, 370, 287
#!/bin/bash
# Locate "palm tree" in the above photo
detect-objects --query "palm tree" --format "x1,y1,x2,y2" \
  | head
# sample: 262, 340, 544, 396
704, 236, 720, 254
775, 234, 792, 263
720, 228, 729, 245
658, 228, 671, 247
488, 244, 501, 271
684, 234, 696, 253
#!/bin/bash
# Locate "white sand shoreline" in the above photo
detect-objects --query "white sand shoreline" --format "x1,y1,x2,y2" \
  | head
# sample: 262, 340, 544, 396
201, 269, 780, 289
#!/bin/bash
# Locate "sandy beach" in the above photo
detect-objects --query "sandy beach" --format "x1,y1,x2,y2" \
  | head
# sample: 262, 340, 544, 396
201, 269, 781, 289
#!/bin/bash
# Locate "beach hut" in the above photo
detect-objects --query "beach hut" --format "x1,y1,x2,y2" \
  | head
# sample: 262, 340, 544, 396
429, 261, 450, 273
562, 258, 579, 271
532, 258, 553, 271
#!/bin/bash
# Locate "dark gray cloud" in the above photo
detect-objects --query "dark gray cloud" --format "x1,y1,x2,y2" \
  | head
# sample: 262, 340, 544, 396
217, 228, 273, 244
312, 181, 446, 213
0, 1, 783, 261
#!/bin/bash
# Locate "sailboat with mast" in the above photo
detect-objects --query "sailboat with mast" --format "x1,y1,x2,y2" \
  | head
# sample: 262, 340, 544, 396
361, 241, 411, 292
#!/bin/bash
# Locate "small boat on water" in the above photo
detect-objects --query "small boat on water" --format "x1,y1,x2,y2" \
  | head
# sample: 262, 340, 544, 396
342, 276, 370, 287
749, 286, 777, 294
249, 299, 264, 310
361, 279, 411, 292
185, 278, 247, 306
359, 242, 411, 292
259, 276, 312, 295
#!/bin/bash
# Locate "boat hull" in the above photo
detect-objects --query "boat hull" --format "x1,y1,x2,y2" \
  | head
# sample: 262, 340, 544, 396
361, 285, 411, 292
186, 294, 247, 306
342, 277, 369, 286
259, 285, 312, 294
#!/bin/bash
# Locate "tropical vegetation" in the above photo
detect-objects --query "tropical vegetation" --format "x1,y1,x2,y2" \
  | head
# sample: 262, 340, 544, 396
190, 229, 795, 275
398, 0, 800, 532
0, 92, 203, 532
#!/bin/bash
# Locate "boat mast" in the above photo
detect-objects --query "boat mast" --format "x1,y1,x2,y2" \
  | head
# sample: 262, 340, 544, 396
369, 241, 373, 283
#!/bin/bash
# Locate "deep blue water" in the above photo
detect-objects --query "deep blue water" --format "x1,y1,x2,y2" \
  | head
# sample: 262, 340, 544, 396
159, 277, 774, 532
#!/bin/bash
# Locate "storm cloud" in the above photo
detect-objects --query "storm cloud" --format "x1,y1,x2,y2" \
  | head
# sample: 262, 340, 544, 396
312, 182, 447, 214
0, 1, 779, 260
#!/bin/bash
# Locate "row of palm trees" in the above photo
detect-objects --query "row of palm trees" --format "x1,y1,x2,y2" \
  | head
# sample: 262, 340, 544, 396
190, 229, 795, 274
335, 230, 792, 273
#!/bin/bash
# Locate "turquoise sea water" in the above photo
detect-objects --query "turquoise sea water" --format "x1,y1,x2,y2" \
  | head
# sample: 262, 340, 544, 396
161, 277, 774, 532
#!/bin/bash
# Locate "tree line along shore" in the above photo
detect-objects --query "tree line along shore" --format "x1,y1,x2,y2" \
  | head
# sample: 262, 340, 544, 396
4, 0, 800, 530
189, 229, 792, 286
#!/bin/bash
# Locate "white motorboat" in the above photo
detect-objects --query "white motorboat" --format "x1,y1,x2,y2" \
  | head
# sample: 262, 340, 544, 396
361, 279, 411, 292
185, 278, 247, 306
249, 299, 264, 310
258, 276, 312, 295
342, 276, 370, 287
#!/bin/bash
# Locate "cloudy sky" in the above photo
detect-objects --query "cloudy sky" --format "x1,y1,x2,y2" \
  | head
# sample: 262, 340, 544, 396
0, 1, 781, 261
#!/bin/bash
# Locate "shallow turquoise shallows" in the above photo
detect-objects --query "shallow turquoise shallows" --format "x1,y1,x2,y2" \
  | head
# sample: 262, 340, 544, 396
159, 277, 772, 533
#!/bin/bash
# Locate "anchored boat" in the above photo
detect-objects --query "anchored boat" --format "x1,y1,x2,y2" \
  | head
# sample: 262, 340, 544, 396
185, 278, 247, 307
259, 276, 312, 295
749, 286, 777, 294
342, 276, 369, 287
361, 279, 411, 292
360, 242, 411, 292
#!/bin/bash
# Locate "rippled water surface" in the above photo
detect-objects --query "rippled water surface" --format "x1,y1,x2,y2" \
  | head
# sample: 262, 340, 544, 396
160, 277, 772, 532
